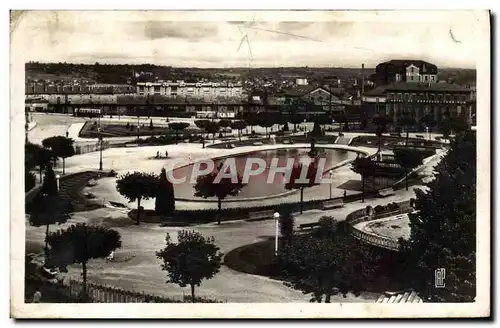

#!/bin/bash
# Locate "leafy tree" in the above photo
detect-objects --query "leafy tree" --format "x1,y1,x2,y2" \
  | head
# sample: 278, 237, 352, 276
42, 136, 75, 175
194, 119, 211, 139
116, 172, 159, 225
219, 119, 232, 136
420, 114, 436, 134
230, 120, 247, 142
26, 142, 52, 183
257, 112, 275, 138
285, 158, 321, 214
47, 223, 122, 295
314, 115, 331, 131
282, 121, 289, 132
156, 230, 223, 303
400, 130, 476, 302
168, 122, 190, 144
29, 165, 72, 256
309, 122, 323, 137
193, 163, 246, 224
281, 219, 379, 302
149, 119, 154, 130
204, 121, 220, 143
351, 156, 377, 202
397, 112, 416, 146
279, 212, 295, 248
393, 147, 425, 191
155, 168, 175, 217
333, 113, 349, 132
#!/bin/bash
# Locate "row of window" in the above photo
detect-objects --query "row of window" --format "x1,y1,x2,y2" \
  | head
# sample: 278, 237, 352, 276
387, 92, 468, 102
395, 73, 436, 82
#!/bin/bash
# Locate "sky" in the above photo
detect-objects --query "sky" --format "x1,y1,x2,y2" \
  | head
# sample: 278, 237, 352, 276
11, 10, 486, 69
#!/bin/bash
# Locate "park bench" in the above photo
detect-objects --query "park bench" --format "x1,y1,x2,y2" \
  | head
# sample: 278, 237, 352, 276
282, 140, 290, 144
246, 210, 275, 222
322, 199, 344, 210
252, 141, 264, 146
416, 135, 425, 139
299, 222, 320, 231
378, 187, 395, 197
390, 133, 401, 137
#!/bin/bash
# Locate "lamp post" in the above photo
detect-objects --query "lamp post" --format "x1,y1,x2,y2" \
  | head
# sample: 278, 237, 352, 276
329, 170, 333, 199
273, 212, 280, 256
56, 174, 60, 192
98, 114, 103, 171
303, 118, 307, 137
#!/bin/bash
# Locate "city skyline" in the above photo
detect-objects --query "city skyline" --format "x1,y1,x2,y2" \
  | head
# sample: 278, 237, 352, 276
12, 11, 481, 69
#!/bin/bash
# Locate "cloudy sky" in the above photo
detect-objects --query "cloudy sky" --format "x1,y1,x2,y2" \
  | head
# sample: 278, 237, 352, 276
11, 10, 486, 68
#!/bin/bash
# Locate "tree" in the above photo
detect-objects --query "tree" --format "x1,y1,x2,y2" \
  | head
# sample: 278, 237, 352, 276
149, 119, 154, 130
29, 165, 72, 256
257, 112, 275, 138
168, 122, 190, 144
194, 119, 211, 139
397, 112, 416, 146
351, 156, 377, 202
309, 122, 323, 137
219, 119, 232, 137
333, 113, 349, 132
46, 223, 122, 296
155, 168, 175, 217
230, 120, 247, 142
279, 212, 295, 248
281, 219, 379, 302
314, 115, 331, 131
26, 142, 52, 183
283, 121, 290, 132
400, 130, 476, 302
373, 115, 392, 152
116, 172, 159, 225
42, 136, 75, 175
393, 147, 425, 191
156, 230, 223, 303
204, 121, 220, 143
193, 163, 246, 224
285, 158, 321, 214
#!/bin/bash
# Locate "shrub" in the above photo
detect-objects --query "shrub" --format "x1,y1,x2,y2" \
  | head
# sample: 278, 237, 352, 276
25, 171, 36, 192
374, 205, 385, 214
107, 170, 117, 178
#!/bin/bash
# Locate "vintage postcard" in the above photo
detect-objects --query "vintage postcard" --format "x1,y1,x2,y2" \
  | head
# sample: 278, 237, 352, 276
10, 10, 490, 318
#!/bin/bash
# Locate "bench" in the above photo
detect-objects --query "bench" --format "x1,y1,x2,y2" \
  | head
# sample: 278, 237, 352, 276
322, 199, 344, 210
299, 222, 320, 230
378, 187, 395, 197
252, 141, 264, 146
246, 210, 275, 222
390, 133, 401, 137
416, 135, 425, 139
282, 140, 290, 144
108, 201, 127, 208
226, 143, 236, 149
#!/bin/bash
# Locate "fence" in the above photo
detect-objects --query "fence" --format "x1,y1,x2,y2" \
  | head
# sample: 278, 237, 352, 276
346, 200, 413, 252
39, 277, 220, 303
74, 141, 111, 155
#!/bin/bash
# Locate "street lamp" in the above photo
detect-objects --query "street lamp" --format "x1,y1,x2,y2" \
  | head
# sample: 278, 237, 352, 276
329, 170, 333, 199
273, 212, 280, 256
99, 135, 103, 171
56, 174, 60, 192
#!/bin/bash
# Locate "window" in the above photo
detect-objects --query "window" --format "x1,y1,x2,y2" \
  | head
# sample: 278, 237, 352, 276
438, 94, 443, 102
404, 93, 409, 102
395, 74, 401, 82
462, 95, 467, 102
424, 75, 428, 81
429, 94, 434, 101
397, 93, 402, 101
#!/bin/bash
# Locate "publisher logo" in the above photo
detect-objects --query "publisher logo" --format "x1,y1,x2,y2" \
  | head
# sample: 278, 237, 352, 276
435, 268, 446, 288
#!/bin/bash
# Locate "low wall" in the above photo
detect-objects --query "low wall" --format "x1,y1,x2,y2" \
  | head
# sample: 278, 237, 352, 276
346, 200, 413, 251
74, 141, 111, 155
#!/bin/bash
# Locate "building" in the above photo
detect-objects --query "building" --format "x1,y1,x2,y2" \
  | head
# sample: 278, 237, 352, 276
362, 82, 474, 127
136, 81, 245, 99
374, 60, 438, 86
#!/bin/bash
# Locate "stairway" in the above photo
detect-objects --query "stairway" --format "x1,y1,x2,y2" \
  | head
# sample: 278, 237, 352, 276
375, 290, 423, 303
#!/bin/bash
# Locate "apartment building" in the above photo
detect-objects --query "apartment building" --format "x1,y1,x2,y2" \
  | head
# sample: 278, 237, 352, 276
136, 80, 245, 99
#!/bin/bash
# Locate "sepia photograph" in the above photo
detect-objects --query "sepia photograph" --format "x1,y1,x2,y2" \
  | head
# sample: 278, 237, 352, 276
9, 9, 490, 319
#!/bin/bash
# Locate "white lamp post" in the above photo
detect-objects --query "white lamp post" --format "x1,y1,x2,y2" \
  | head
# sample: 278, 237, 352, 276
56, 174, 60, 192
273, 212, 280, 256
329, 170, 333, 199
